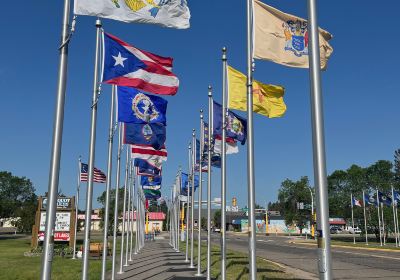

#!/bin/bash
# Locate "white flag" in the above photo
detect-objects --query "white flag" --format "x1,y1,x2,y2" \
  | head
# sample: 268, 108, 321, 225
74, 0, 190, 29
253, 0, 333, 70
214, 138, 239, 155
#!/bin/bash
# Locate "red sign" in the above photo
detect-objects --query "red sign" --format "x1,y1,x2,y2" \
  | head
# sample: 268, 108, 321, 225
38, 232, 70, 241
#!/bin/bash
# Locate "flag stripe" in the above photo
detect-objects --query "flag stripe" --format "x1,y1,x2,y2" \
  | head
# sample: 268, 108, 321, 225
105, 77, 178, 95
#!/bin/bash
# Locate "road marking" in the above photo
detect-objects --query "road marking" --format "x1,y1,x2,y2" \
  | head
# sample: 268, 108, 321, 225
334, 249, 400, 261
257, 239, 272, 242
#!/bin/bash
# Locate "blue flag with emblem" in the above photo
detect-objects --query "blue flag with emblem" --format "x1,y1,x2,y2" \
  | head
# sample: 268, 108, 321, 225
134, 158, 162, 176
202, 122, 221, 168
117, 86, 168, 125
378, 191, 392, 206
141, 175, 162, 186
181, 172, 199, 195
124, 122, 166, 150
213, 101, 247, 145
364, 193, 378, 206
393, 191, 400, 205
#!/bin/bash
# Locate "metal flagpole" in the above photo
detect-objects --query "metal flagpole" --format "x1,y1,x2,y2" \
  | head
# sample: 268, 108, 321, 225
195, 111, 204, 276
376, 189, 383, 246
101, 85, 116, 280
362, 191, 368, 245
118, 147, 130, 274
190, 130, 196, 269
307, 0, 333, 278
392, 187, 398, 247
124, 162, 132, 266
111, 124, 123, 279
82, 19, 102, 280
40, 0, 71, 278
73, 157, 81, 260
396, 201, 400, 247
381, 202, 386, 245
206, 86, 213, 280
129, 165, 135, 261
177, 175, 181, 252
220, 47, 228, 280
350, 194, 355, 244
185, 144, 191, 263
246, 1, 257, 279
169, 188, 173, 247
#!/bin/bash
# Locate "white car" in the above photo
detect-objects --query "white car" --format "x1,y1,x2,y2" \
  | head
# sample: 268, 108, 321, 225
349, 227, 362, 234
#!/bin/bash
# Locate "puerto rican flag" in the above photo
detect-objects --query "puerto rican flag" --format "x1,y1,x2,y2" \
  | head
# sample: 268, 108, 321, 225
102, 32, 179, 95
352, 197, 362, 207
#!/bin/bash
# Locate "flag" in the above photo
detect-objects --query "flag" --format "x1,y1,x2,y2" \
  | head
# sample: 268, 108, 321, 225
143, 189, 162, 200
102, 32, 179, 95
141, 175, 162, 186
227, 65, 286, 118
131, 144, 167, 162
394, 191, 400, 205
364, 193, 378, 206
181, 172, 198, 194
124, 122, 166, 150
142, 184, 161, 191
74, 0, 190, 29
202, 122, 221, 168
214, 135, 239, 155
378, 191, 392, 206
213, 101, 247, 145
134, 158, 162, 176
80, 163, 107, 183
117, 86, 168, 125
194, 139, 208, 172
352, 196, 362, 207
253, 0, 333, 70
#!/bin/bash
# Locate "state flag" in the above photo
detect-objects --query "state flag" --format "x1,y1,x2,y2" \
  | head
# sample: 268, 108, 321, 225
378, 191, 392, 206
124, 122, 166, 150
364, 193, 378, 207
134, 158, 162, 176
118, 86, 168, 125
131, 144, 167, 162
143, 189, 161, 200
352, 197, 362, 207
102, 32, 179, 95
227, 65, 286, 118
141, 175, 162, 186
253, 0, 333, 70
74, 0, 190, 29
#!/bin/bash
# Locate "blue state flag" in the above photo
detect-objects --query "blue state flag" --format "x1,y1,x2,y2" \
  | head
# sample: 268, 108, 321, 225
124, 122, 166, 150
364, 193, 378, 206
213, 101, 247, 145
141, 175, 162, 186
393, 191, 400, 205
180, 172, 199, 195
378, 191, 392, 206
118, 86, 168, 125
134, 158, 161, 176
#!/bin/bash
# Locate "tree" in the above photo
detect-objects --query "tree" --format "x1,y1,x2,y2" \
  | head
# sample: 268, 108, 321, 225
0, 171, 37, 232
213, 209, 221, 228
97, 188, 125, 234
277, 176, 313, 231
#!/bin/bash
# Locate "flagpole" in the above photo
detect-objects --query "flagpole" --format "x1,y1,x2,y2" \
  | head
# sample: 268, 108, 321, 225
376, 189, 383, 246
381, 202, 386, 245
135, 181, 140, 254
118, 147, 130, 274
177, 170, 181, 252
73, 157, 81, 260
124, 162, 132, 266
392, 187, 398, 247
220, 47, 228, 280
111, 124, 123, 279
206, 86, 213, 280
307, 0, 332, 278
129, 165, 135, 261
195, 110, 204, 276
362, 191, 368, 245
100, 85, 116, 280
396, 202, 400, 247
40, 0, 71, 278
190, 129, 196, 269
351, 194, 355, 244
185, 144, 191, 263
82, 19, 102, 280
246, 1, 257, 278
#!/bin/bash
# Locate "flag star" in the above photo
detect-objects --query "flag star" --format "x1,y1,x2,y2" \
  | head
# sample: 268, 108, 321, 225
112, 52, 128, 67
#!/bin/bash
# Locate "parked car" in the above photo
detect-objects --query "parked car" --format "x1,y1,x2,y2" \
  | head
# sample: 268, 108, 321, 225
330, 226, 342, 234
348, 227, 362, 234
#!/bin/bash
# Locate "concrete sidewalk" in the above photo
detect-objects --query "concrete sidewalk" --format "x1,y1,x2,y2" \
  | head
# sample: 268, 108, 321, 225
115, 236, 207, 280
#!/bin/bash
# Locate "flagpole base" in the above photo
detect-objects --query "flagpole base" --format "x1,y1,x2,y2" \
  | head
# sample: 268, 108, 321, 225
184, 259, 190, 263
189, 265, 196, 269
117, 271, 124, 275
195, 273, 203, 277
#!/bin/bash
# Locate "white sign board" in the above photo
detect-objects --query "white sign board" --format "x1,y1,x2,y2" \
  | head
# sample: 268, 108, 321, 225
40, 212, 71, 232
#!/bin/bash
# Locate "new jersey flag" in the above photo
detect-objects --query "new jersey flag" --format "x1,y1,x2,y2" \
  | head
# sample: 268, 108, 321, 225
118, 86, 168, 124
227, 66, 286, 118
124, 123, 166, 150
102, 32, 179, 95
253, 0, 333, 70
213, 101, 247, 145
74, 0, 190, 29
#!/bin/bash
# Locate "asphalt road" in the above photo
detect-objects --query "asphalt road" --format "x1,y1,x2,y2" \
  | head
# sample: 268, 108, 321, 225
205, 232, 400, 280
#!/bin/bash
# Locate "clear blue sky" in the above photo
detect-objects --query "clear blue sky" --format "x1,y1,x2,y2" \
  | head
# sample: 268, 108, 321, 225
1, 1, 399, 210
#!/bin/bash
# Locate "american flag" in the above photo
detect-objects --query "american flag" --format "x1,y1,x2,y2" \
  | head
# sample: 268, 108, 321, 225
80, 163, 106, 183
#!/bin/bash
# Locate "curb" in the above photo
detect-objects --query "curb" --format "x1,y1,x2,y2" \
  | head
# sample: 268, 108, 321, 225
289, 241, 400, 252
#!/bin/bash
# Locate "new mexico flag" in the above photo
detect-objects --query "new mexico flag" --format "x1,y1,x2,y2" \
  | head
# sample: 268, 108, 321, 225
227, 66, 286, 118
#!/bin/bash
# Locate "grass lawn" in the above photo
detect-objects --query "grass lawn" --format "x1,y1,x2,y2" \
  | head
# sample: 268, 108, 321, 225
180, 241, 299, 280
0, 236, 115, 280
